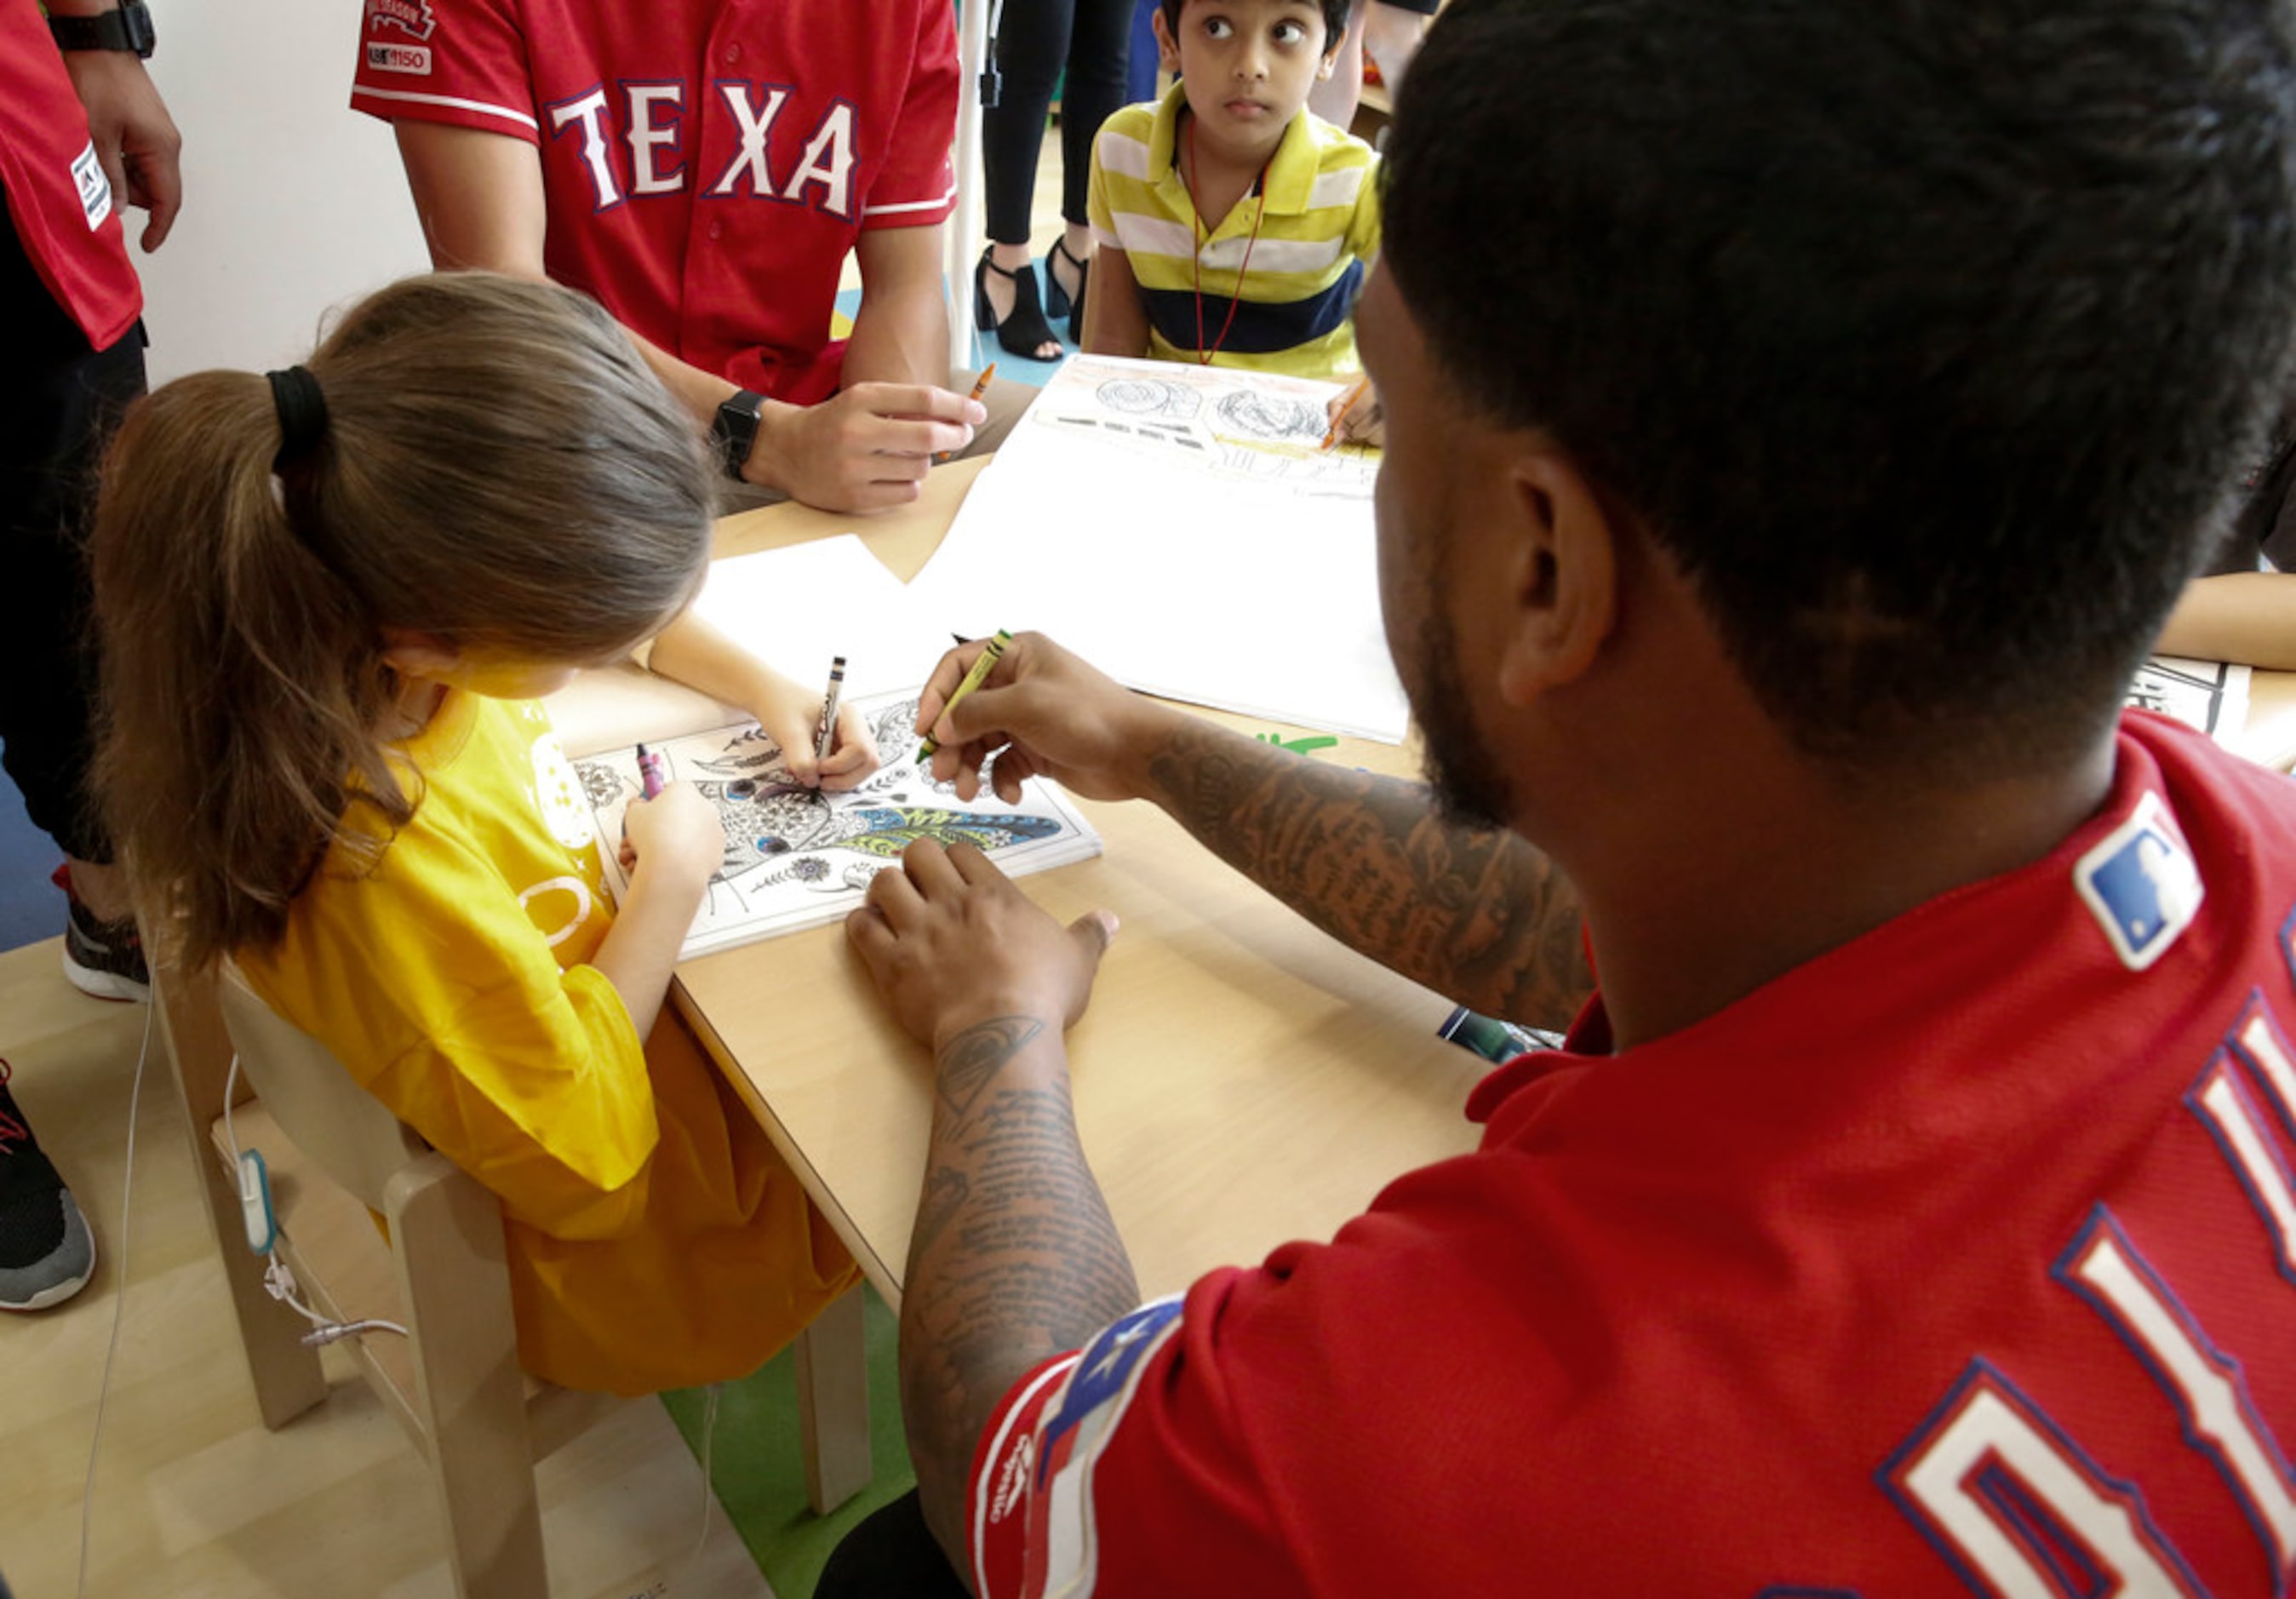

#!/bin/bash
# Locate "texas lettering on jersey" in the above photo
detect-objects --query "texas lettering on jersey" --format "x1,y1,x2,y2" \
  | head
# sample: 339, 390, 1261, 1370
545, 81, 864, 219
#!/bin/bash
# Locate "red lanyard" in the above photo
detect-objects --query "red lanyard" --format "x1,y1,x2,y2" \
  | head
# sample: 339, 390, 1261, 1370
1184, 116, 1270, 365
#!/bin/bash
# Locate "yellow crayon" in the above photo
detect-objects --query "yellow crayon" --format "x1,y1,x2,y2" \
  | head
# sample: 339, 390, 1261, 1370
918, 629, 1013, 758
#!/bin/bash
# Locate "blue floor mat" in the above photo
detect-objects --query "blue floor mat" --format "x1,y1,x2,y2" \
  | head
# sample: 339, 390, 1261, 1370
0, 751, 65, 952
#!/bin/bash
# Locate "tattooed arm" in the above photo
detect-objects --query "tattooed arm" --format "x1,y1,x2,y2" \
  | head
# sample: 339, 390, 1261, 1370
848, 840, 1132, 1582
917, 633, 1594, 1030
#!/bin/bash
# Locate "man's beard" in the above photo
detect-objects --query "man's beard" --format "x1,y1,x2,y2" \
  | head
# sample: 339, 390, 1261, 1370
1405, 587, 1516, 834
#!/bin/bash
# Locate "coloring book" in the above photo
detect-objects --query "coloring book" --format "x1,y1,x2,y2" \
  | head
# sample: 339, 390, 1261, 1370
573, 688, 1102, 958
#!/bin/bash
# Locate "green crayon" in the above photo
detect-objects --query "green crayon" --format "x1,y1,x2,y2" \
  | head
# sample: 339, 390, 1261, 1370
918, 629, 1013, 759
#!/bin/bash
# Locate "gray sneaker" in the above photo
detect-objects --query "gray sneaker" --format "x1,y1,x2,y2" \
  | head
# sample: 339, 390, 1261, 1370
0, 1060, 96, 1311
54, 863, 149, 1004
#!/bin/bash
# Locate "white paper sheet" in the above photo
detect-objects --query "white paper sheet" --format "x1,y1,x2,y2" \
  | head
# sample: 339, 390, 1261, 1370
689, 536, 949, 699
2129, 655, 2253, 748
905, 355, 1412, 742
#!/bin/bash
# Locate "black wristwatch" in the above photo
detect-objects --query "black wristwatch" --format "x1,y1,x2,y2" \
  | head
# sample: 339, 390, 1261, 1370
710, 389, 764, 481
48, 2, 157, 58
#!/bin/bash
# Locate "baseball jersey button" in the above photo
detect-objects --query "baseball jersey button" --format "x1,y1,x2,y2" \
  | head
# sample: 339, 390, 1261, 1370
722, 43, 741, 64
708, 218, 725, 241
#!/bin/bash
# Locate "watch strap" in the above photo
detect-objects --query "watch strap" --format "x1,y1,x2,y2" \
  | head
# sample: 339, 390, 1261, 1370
48, 3, 157, 57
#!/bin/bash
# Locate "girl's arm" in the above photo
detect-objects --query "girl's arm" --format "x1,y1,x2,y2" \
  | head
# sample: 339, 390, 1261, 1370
2154, 572, 2296, 670
1084, 246, 1153, 359
587, 782, 721, 1038
642, 610, 882, 788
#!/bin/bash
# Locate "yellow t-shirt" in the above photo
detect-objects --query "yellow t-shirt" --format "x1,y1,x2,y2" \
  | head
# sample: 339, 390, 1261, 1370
239, 691, 856, 1395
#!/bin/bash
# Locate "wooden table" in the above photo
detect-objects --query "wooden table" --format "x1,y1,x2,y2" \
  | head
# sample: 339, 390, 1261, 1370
549, 462, 2296, 1310
547, 461, 1486, 1309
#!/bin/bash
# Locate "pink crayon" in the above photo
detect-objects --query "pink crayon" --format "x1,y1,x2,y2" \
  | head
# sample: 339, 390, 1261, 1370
635, 743, 669, 800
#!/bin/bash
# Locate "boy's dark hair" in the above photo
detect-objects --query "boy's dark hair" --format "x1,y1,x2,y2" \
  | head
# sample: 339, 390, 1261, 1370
1159, 0, 1353, 60
1383, 0, 2296, 776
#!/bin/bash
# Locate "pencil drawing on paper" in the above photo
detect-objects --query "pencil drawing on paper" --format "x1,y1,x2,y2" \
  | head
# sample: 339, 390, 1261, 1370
1028, 358, 1379, 493
572, 690, 1102, 957
1098, 376, 1202, 420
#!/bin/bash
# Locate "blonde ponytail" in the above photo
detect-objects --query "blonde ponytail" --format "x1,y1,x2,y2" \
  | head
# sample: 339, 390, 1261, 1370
94, 272, 714, 969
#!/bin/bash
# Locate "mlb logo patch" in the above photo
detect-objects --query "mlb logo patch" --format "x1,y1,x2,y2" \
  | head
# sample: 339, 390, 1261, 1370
365, 40, 431, 74
2073, 790, 2203, 971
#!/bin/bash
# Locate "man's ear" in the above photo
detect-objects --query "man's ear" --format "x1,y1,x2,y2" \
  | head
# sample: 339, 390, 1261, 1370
380, 628, 463, 682
1494, 450, 1619, 706
1151, 8, 1182, 72
1317, 25, 1348, 79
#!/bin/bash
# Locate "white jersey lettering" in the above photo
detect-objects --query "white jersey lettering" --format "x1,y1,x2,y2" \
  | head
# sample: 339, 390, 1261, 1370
781, 101, 857, 218
710, 82, 792, 198
2064, 1210, 2296, 1576
1888, 1362, 2202, 1597
623, 83, 685, 196
547, 86, 622, 209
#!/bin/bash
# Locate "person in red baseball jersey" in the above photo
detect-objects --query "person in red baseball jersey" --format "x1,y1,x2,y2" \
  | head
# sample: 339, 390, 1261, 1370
815, 0, 2296, 1591
351, 0, 1000, 514
1, 0, 180, 1313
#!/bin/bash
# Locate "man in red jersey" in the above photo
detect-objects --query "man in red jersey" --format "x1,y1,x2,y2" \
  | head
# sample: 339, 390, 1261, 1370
817, 0, 2296, 1592
352, 0, 1004, 514
1, 0, 181, 1309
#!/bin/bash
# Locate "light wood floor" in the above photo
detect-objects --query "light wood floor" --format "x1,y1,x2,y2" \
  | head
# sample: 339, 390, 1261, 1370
0, 938, 774, 1599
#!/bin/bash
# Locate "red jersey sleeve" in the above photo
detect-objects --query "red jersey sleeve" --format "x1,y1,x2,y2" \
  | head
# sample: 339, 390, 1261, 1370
858, 0, 959, 230
351, 0, 542, 146
966, 1278, 1313, 1598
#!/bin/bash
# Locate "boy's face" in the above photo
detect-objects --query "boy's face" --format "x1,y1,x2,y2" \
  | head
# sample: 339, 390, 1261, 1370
1155, 0, 1342, 164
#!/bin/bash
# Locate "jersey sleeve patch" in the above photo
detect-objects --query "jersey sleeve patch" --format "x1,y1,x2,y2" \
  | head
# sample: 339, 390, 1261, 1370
972, 1293, 1187, 1598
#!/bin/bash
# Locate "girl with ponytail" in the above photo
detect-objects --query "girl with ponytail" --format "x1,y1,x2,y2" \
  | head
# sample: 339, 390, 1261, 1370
93, 272, 867, 1395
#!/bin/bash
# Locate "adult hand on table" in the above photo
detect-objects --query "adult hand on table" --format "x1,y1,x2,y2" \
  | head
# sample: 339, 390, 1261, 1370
744, 382, 986, 513
847, 839, 1117, 1049
915, 632, 1182, 805
62, 49, 183, 252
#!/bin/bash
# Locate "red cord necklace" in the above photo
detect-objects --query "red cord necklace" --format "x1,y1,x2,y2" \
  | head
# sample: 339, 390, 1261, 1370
1183, 115, 1271, 365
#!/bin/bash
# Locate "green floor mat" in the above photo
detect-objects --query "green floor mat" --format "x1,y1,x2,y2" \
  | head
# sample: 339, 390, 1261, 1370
661, 1284, 912, 1598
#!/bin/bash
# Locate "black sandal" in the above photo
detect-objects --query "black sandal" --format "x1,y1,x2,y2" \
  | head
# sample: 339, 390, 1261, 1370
1044, 237, 1091, 345
974, 249, 1062, 361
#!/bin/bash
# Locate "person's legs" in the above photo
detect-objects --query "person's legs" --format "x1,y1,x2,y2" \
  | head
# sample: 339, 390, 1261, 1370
0, 209, 149, 1002
814, 1489, 971, 1599
1045, 0, 1134, 329
980, 0, 1072, 359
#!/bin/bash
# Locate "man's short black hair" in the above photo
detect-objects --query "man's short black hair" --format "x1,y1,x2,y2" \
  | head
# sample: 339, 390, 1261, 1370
1159, 0, 1354, 60
1383, 0, 2296, 774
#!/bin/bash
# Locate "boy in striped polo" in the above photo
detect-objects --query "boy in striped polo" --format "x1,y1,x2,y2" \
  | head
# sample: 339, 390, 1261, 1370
1083, 0, 1378, 377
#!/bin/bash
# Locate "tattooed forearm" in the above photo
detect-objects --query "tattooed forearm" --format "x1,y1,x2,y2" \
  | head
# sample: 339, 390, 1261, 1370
938, 1015, 1043, 1114
901, 1018, 1141, 1576
1146, 722, 1594, 1029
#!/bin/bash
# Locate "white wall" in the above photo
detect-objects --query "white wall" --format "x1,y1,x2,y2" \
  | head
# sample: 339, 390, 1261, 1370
136, 1, 432, 383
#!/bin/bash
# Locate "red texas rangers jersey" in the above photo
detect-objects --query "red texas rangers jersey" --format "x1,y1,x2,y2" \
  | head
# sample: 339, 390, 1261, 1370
971, 710, 2296, 1597
350, 0, 958, 407
1, 6, 142, 349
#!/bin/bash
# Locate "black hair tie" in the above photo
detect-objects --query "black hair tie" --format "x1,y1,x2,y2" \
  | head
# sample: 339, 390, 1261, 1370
266, 365, 329, 471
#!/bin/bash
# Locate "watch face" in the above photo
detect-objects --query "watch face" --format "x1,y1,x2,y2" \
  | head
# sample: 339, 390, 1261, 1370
713, 393, 764, 477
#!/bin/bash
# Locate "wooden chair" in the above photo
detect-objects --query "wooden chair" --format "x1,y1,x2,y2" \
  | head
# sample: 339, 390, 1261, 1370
152, 956, 872, 1599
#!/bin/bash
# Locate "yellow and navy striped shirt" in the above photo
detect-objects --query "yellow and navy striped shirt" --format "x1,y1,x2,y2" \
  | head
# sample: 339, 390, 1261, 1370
1087, 83, 1380, 379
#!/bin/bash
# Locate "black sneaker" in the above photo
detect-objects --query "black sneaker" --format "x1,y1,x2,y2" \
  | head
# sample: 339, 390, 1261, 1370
0, 1059, 96, 1311
53, 863, 150, 1003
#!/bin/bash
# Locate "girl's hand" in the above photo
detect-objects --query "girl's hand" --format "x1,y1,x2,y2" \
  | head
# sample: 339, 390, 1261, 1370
747, 675, 882, 790
620, 782, 722, 895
